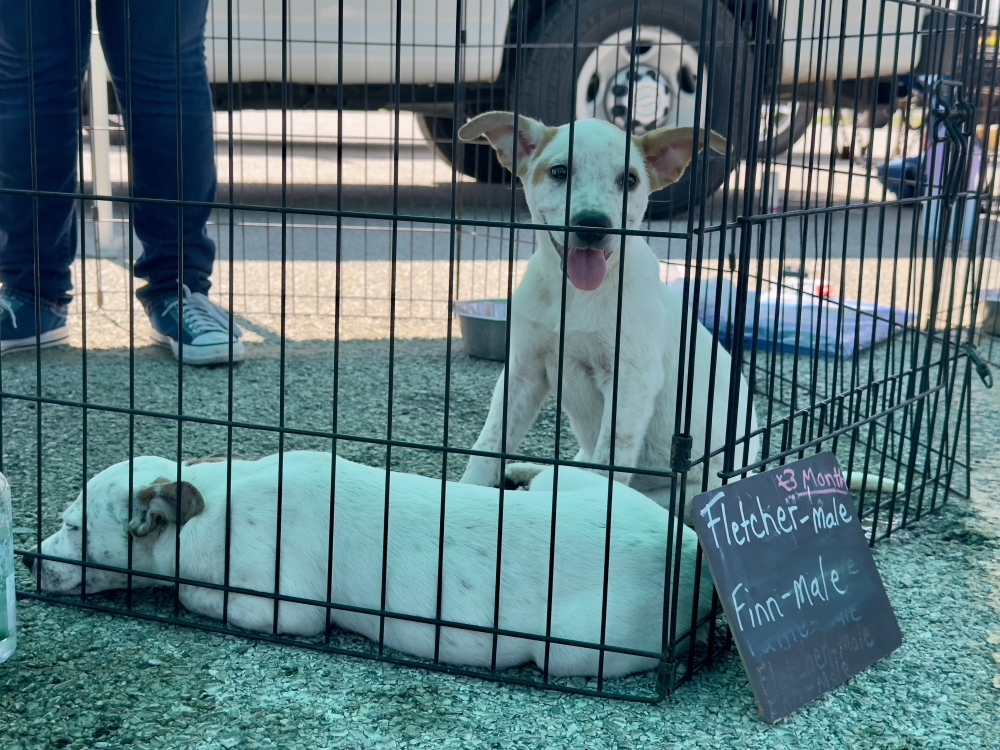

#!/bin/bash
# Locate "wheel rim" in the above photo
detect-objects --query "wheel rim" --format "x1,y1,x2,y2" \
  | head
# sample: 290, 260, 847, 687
759, 102, 806, 146
575, 26, 706, 134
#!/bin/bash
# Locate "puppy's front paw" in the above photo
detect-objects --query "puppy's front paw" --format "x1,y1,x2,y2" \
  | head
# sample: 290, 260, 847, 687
460, 458, 501, 487
503, 463, 546, 490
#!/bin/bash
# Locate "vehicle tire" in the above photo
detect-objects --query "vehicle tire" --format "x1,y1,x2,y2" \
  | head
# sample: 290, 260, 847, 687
513, 0, 754, 219
758, 101, 813, 158
418, 111, 509, 184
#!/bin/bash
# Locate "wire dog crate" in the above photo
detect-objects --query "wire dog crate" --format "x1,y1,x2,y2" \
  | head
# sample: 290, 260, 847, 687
5, 0, 996, 703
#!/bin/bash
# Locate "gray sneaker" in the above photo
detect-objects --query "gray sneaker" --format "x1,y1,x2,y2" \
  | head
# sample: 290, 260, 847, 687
0, 288, 70, 356
146, 286, 244, 366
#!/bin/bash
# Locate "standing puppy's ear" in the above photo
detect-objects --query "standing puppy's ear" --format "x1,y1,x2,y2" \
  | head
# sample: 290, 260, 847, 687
458, 112, 553, 177
128, 477, 206, 538
635, 127, 727, 192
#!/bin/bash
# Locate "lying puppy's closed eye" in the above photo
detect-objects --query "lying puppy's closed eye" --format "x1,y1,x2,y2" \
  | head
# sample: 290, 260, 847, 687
129, 478, 206, 538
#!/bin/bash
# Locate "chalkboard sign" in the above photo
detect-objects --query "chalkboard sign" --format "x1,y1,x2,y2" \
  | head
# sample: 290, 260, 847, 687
691, 452, 902, 723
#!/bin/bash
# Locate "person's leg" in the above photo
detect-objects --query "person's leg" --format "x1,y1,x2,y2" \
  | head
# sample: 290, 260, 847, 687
0, 0, 88, 308
96, 0, 216, 304
97, 0, 238, 365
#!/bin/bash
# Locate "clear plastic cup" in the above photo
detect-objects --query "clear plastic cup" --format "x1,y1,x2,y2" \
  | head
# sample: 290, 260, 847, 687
0, 472, 16, 664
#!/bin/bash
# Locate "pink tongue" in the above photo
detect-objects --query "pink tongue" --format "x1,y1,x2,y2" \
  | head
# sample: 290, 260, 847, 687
566, 248, 607, 291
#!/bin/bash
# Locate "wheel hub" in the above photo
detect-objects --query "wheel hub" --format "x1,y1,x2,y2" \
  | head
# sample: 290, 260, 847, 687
604, 65, 672, 134
576, 26, 705, 135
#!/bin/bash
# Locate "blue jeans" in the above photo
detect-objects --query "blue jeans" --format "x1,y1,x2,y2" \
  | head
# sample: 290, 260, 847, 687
0, 0, 216, 306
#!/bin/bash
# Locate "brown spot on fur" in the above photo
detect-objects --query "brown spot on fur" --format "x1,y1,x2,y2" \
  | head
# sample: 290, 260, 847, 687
527, 128, 559, 184
184, 454, 247, 466
513, 126, 558, 180
535, 127, 558, 159
531, 159, 551, 187
137, 477, 172, 505
129, 479, 206, 538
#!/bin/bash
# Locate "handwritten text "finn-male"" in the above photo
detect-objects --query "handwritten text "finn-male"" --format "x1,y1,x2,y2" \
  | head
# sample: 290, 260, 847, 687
731, 555, 848, 632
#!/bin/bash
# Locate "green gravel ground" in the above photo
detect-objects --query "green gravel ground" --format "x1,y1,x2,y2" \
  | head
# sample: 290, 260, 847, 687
0, 338, 998, 749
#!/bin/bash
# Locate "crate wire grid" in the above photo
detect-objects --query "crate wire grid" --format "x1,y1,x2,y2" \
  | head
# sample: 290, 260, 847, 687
974, 52, 1000, 370
6, 0, 993, 702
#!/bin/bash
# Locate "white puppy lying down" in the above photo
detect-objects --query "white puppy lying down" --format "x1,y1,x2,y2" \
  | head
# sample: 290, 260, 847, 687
34, 451, 715, 678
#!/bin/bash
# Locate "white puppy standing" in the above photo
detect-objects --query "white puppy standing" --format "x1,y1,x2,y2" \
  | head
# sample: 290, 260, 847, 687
456, 114, 760, 510
30, 451, 714, 679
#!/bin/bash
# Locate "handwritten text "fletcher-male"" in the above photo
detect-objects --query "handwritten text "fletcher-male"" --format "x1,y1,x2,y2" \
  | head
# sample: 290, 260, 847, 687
698, 489, 853, 552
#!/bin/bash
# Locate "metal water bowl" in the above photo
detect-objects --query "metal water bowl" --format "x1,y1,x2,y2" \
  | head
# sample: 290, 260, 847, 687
454, 300, 508, 361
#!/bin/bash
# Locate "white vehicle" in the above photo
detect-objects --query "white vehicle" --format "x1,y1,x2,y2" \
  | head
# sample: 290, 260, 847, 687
205, 0, 956, 216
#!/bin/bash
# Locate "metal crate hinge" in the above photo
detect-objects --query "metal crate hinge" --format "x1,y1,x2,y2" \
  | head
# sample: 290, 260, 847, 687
655, 656, 678, 699
961, 342, 993, 389
670, 434, 693, 474
930, 80, 975, 205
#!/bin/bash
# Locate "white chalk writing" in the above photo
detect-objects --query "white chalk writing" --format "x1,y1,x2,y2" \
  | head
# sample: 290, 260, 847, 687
699, 476, 853, 558
729, 556, 848, 634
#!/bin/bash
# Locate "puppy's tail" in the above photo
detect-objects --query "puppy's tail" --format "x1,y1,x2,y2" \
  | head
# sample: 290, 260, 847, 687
844, 471, 905, 495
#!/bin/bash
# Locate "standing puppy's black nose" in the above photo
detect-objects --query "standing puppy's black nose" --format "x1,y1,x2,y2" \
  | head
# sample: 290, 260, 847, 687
571, 212, 613, 246
22, 554, 34, 570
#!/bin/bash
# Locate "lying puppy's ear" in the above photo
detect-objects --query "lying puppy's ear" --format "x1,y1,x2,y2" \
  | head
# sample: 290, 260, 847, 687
458, 111, 553, 177
129, 477, 206, 539
635, 127, 727, 192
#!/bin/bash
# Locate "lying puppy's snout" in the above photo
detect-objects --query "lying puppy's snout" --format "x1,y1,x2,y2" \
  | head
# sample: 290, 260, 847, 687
571, 211, 614, 247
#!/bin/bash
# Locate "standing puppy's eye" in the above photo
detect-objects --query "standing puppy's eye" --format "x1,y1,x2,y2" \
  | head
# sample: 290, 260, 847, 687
549, 165, 568, 180
619, 172, 639, 191
65, 524, 80, 532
